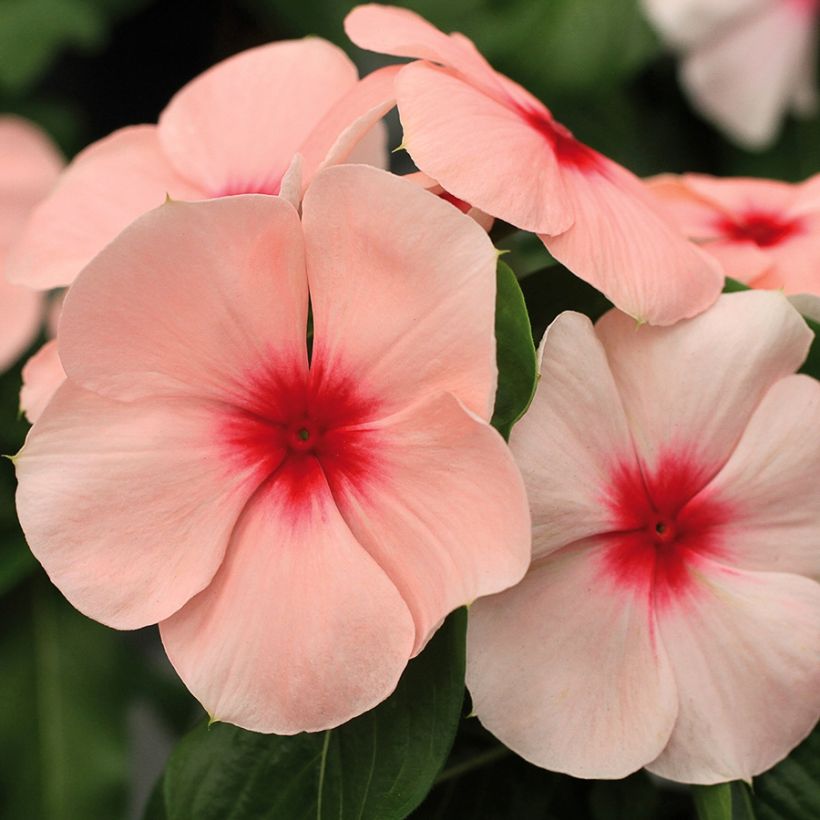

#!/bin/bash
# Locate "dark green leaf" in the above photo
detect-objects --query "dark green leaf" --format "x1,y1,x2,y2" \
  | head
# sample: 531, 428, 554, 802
0, 575, 131, 820
492, 259, 537, 440
753, 723, 820, 820
157, 608, 467, 820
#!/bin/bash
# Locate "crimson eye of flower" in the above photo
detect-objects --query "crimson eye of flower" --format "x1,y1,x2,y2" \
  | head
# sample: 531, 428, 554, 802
717, 211, 803, 248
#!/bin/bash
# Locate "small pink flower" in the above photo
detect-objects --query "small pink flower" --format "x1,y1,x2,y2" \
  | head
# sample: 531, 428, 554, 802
466, 291, 820, 783
345, 4, 723, 326
0, 117, 62, 372
650, 172, 820, 298
15, 165, 530, 733
6, 38, 397, 291
642, 0, 819, 149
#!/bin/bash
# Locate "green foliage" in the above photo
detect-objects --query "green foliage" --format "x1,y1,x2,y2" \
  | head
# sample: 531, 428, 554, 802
0, 575, 132, 820
492, 260, 537, 439
693, 782, 755, 820
152, 609, 467, 820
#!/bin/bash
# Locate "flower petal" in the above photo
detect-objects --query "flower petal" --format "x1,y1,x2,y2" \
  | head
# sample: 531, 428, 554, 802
0, 279, 41, 371
648, 561, 820, 783
303, 164, 498, 420
595, 291, 812, 483
699, 374, 820, 579
6, 126, 204, 290
15, 382, 257, 629
467, 539, 678, 779
59, 195, 308, 404
158, 39, 358, 196
510, 312, 637, 558
160, 458, 415, 734
20, 339, 65, 423
392, 61, 571, 234
329, 391, 530, 655
542, 159, 724, 326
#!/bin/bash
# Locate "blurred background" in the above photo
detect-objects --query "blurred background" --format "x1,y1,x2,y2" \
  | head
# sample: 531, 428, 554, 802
0, 1, 817, 818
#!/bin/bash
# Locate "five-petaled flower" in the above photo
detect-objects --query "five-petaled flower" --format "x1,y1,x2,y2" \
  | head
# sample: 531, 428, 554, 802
345, 3, 723, 326
467, 291, 820, 783
650, 172, 820, 303
14, 165, 531, 733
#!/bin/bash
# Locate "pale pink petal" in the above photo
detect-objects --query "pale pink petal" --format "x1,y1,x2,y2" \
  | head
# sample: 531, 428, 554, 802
542, 159, 724, 325
0, 116, 62, 249
158, 39, 358, 196
510, 312, 637, 559
0, 278, 41, 371
344, 3, 502, 96
403, 170, 494, 230
789, 292, 820, 321
648, 562, 820, 783
303, 164, 497, 420
680, 2, 818, 148
15, 382, 258, 629
640, 0, 761, 48
647, 173, 731, 238
20, 339, 65, 423
329, 392, 530, 656
298, 64, 400, 181
160, 459, 415, 734
683, 174, 798, 217
59, 195, 308, 404
703, 238, 773, 285
595, 291, 812, 482
392, 62, 572, 235
5, 126, 204, 290
765, 222, 820, 294
698, 375, 820, 579
467, 540, 678, 779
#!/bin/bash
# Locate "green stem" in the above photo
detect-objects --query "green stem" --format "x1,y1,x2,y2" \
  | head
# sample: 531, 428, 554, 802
434, 746, 512, 786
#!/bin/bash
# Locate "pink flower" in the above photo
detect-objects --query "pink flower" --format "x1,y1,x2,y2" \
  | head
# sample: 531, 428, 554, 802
14, 165, 530, 733
466, 291, 820, 783
6, 38, 397, 291
0, 117, 62, 371
345, 4, 723, 326
650, 173, 820, 297
642, 0, 819, 149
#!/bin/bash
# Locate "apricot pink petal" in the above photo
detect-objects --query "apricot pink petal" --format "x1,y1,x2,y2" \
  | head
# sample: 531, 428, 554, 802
20, 340, 65, 423
698, 239, 773, 286
392, 62, 571, 235
298, 64, 400, 181
683, 174, 797, 217
510, 312, 635, 559
680, 2, 817, 148
5, 126, 204, 290
0, 280, 41, 371
160, 459, 415, 734
467, 541, 678, 779
0, 116, 62, 249
646, 174, 729, 238
157, 39, 358, 196
647, 563, 820, 783
595, 291, 812, 481
303, 164, 497, 421
701, 375, 820, 579
330, 391, 531, 656
542, 159, 724, 325
765, 229, 820, 294
15, 383, 256, 630
59, 195, 308, 404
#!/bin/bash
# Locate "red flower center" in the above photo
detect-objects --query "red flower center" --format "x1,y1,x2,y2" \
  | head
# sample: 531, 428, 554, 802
219, 360, 382, 509
515, 103, 602, 171
601, 452, 730, 606
717, 211, 802, 248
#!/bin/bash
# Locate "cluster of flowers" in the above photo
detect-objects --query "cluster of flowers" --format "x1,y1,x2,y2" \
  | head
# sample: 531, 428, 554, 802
1, 3, 818, 787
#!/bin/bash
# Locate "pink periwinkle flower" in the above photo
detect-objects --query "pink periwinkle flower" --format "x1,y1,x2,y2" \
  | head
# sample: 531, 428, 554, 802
14, 165, 531, 733
650, 173, 820, 302
642, 0, 819, 149
467, 291, 820, 783
345, 4, 723, 327
6, 38, 397, 291
0, 117, 62, 371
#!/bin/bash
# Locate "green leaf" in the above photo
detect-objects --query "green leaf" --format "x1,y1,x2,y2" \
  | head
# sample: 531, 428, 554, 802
0, 575, 131, 820
492, 260, 537, 440
693, 782, 756, 820
156, 608, 467, 820
753, 723, 820, 820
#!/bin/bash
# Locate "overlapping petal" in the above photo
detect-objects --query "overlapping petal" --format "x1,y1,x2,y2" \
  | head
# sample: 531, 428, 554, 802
0, 279, 41, 371
19, 339, 65, 424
